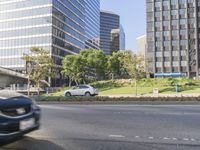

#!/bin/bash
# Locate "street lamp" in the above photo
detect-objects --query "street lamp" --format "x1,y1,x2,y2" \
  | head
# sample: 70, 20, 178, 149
26, 61, 32, 97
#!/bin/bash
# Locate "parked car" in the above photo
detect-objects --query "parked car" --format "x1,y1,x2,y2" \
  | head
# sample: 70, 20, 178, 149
64, 85, 98, 96
0, 89, 41, 142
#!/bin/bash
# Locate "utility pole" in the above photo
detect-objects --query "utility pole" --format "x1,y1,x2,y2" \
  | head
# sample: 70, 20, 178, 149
26, 61, 32, 97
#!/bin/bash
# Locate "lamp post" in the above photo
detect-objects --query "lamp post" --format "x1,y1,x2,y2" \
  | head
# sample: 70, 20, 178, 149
26, 61, 32, 97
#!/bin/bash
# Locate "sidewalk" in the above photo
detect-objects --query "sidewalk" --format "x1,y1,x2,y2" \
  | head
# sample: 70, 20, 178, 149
100, 93, 200, 98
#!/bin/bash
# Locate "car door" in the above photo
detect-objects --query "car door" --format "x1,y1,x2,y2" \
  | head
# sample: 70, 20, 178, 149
70, 86, 79, 95
79, 85, 89, 95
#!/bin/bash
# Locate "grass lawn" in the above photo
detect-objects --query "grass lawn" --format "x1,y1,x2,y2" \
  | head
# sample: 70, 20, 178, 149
45, 78, 200, 96
99, 86, 200, 95
47, 86, 200, 96
99, 86, 153, 95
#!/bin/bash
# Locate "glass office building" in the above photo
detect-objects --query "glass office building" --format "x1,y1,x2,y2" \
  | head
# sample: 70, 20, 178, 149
100, 11, 125, 55
146, 0, 200, 78
85, 0, 100, 49
0, 0, 100, 86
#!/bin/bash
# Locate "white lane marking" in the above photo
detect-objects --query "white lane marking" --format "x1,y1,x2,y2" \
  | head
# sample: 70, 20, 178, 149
39, 105, 77, 111
183, 138, 189, 141
109, 135, 125, 138
148, 137, 154, 140
172, 137, 177, 140
163, 137, 171, 140
131, 135, 200, 143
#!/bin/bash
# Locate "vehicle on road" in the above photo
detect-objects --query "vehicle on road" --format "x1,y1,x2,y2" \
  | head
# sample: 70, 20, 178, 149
0, 89, 40, 142
64, 85, 98, 96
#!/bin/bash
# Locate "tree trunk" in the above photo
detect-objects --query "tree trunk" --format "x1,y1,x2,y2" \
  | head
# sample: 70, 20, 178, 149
111, 73, 114, 80
27, 75, 30, 97
135, 80, 137, 96
83, 79, 86, 84
69, 77, 72, 87
37, 82, 40, 96
75, 80, 78, 86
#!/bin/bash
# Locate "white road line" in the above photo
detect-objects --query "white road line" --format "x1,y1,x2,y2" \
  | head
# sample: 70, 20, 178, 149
135, 136, 140, 138
39, 105, 77, 111
148, 137, 154, 140
109, 135, 125, 138
163, 137, 171, 140
183, 138, 189, 141
172, 138, 177, 140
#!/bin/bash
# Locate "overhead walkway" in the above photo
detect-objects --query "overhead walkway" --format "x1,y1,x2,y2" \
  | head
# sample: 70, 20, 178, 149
0, 67, 27, 87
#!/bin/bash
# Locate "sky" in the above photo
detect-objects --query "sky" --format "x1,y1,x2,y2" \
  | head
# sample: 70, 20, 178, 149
100, 0, 146, 52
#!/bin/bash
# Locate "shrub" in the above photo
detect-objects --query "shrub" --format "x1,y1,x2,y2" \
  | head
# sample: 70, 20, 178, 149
33, 96, 200, 102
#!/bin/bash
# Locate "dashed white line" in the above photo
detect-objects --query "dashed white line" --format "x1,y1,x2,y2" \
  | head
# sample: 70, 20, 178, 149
163, 137, 171, 140
148, 137, 154, 140
109, 135, 125, 138
172, 138, 177, 140
183, 138, 189, 141
190, 138, 196, 142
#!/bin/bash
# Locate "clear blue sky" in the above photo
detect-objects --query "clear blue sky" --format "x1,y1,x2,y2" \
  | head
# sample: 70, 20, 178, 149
100, 0, 145, 52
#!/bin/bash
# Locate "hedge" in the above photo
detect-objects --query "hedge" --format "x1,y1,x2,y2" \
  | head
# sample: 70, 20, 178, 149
32, 96, 200, 102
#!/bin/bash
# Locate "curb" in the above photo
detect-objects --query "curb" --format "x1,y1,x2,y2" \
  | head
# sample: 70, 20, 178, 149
37, 101, 200, 105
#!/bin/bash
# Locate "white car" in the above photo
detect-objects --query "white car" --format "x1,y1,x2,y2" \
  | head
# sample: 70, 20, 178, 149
64, 85, 98, 96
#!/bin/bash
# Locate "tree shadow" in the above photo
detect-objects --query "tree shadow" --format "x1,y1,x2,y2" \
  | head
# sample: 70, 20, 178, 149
159, 86, 196, 93
0, 136, 65, 150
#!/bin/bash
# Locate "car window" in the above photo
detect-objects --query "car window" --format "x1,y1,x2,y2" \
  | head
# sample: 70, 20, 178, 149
79, 86, 89, 89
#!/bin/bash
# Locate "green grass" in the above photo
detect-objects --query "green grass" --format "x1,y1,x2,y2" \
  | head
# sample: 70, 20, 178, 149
45, 78, 200, 96
99, 86, 153, 95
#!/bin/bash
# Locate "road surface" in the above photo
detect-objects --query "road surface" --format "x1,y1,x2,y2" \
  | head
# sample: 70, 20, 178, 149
1, 104, 200, 150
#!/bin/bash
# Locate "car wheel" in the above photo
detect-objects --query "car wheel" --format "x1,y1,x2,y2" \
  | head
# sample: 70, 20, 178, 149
65, 92, 71, 97
85, 92, 91, 97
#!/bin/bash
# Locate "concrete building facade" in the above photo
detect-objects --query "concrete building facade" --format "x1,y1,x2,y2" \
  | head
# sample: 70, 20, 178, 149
146, 0, 200, 78
136, 35, 146, 57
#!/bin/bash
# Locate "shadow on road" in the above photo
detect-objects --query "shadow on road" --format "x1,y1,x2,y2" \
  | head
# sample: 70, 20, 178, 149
0, 136, 65, 150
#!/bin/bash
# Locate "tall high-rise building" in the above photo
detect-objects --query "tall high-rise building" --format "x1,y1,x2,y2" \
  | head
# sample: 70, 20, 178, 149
120, 25, 126, 51
100, 10, 125, 55
146, 0, 200, 78
0, 0, 100, 86
85, 0, 100, 49
136, 35, 146, 57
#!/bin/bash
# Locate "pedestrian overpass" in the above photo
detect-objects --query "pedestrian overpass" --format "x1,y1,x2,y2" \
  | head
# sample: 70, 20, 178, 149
0, 67, 27, 87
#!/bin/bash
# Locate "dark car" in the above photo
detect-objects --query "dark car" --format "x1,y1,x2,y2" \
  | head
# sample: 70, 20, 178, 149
0, 90, 40, 142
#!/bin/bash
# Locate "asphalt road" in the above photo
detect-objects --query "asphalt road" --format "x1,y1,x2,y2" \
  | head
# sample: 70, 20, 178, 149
1, 104, 200, 150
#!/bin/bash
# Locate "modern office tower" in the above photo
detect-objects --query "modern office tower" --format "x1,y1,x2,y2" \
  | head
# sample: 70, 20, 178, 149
146, 0, 200, 78
110, 29, 120, 52
100, 10, 125, 55
0, 0, 100, 86
120, 25, 126, 50
136, 35, 146, 57
85, 0, 100, 49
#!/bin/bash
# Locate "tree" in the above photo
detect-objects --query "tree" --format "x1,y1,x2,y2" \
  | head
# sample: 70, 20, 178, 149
62, 54, 86, 86
107, 51, 124, 80
122, 51, 146, 95
80, 49, 107, 80
22, 47, 55, 95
